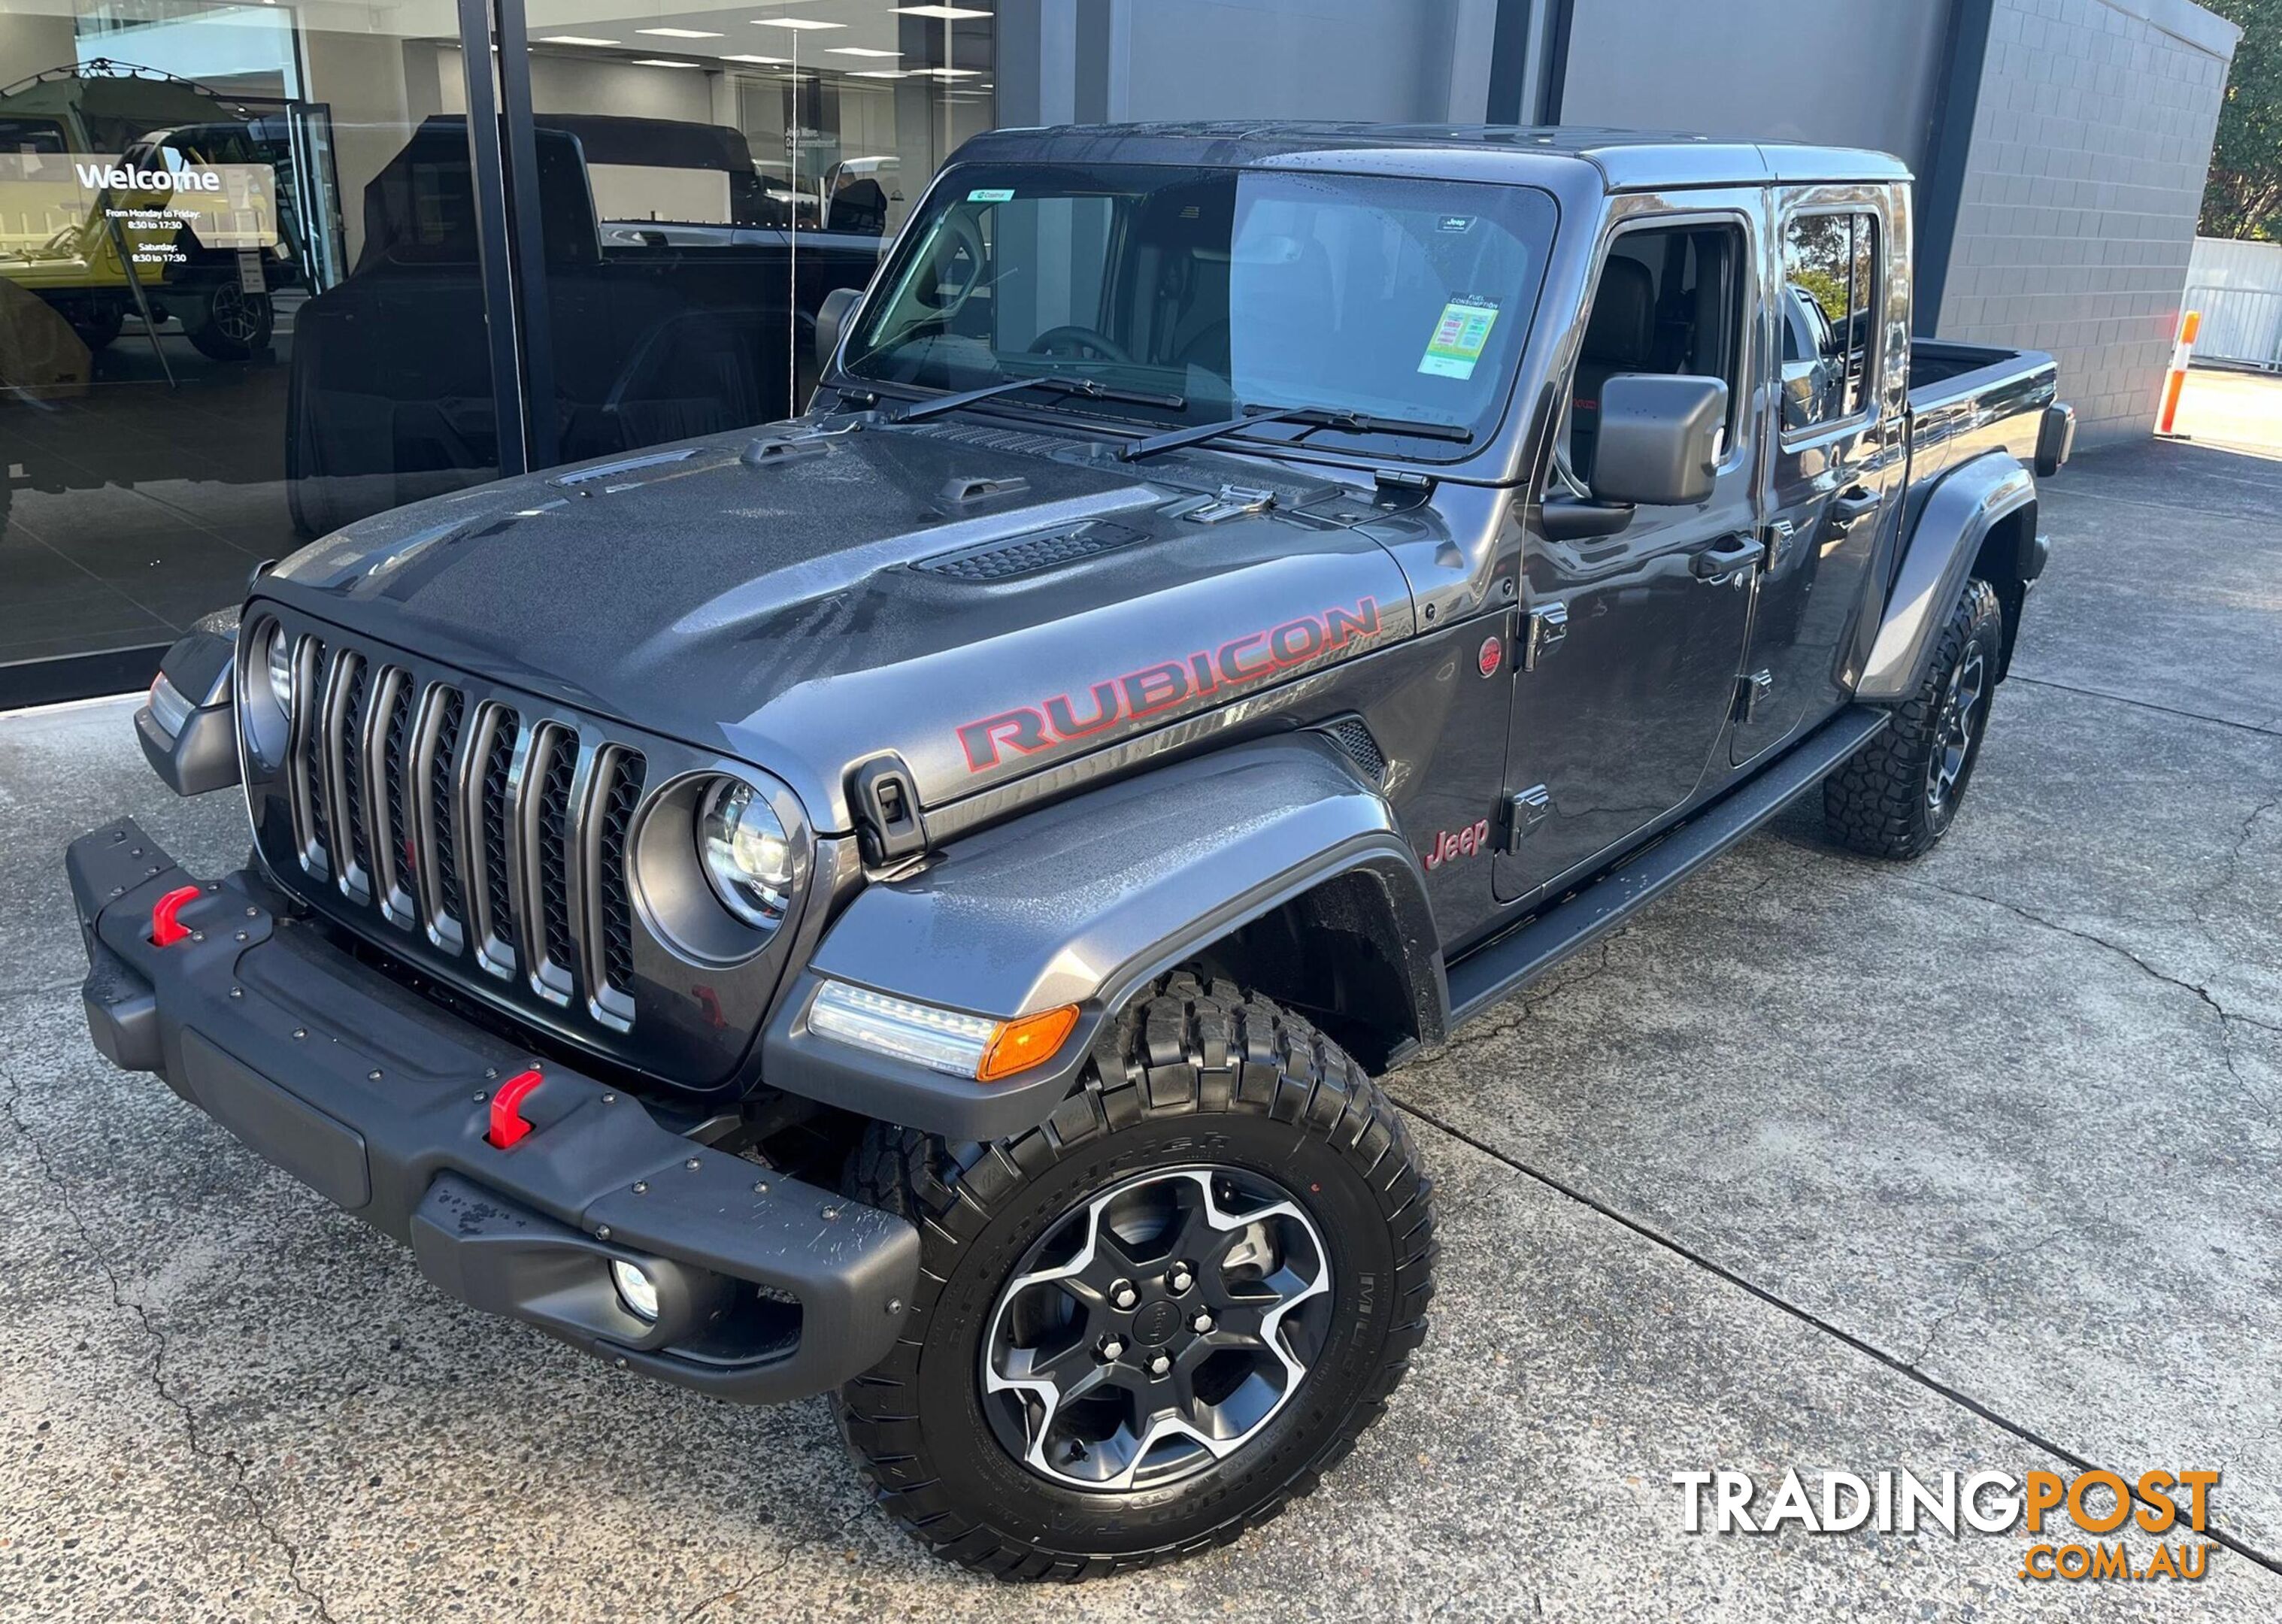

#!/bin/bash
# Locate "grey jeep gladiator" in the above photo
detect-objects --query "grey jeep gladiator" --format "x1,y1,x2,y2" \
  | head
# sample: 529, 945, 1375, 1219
72, 123, 2072, 1579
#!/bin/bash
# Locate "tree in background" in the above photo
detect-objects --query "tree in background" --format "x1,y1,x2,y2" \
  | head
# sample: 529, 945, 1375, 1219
2200, 0, 2279, 240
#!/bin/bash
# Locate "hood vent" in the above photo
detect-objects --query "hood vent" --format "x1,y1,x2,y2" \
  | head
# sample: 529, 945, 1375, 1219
1320, 717, 1387, 786
914, 520, 1147, 583
904, 420, 1074, 459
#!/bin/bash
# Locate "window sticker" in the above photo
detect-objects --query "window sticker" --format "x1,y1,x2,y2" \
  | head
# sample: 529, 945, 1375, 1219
1437, 214, 1475, 233
967, 187, 1015, 203
1419, 296, 1499, 380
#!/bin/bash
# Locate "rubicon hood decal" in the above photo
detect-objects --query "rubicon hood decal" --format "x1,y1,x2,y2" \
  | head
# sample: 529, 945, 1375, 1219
958, 598, 1386, 772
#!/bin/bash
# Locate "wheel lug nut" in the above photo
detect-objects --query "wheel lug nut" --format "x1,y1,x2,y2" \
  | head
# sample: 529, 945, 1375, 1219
1147, 1353, 1171, 1378
1109, 1280, 1138, 1310
1168, 1263, 1194, 1294
1099, 1338, 1125, 1362
1190, 1310, 1214, 1335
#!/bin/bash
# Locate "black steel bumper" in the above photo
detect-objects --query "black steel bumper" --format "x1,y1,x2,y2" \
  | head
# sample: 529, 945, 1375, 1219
65, 817, 919, 1405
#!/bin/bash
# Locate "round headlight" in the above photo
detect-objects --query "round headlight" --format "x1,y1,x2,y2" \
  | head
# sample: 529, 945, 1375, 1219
697, 780, 793, 929
262, 622, 295, 713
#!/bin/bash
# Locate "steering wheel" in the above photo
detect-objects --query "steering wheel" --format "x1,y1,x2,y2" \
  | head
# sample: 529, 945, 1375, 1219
1026, 324, 1133, 365
915, 211, 987, 315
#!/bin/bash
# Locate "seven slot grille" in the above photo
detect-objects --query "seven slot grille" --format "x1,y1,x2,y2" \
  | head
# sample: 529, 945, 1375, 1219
280, 635, 646, 1028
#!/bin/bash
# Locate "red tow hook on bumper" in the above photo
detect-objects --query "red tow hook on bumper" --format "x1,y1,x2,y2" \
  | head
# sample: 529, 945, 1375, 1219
148, 884, 202, 947
486, 1069, 544, 1148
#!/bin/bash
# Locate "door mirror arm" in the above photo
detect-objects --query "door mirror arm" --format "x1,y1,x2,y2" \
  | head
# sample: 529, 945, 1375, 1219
1540, 493, 1637, 542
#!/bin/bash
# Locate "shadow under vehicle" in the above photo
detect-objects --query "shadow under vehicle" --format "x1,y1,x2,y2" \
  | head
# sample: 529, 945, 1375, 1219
81, 124, 2072, 1580
0, 60, 308, 365
284, 114, 885, 540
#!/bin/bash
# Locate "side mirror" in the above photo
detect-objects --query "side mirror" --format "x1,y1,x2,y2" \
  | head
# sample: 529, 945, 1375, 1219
1780, 360, 1827, 433
815, 285, 861, 373
1591, 374, 1728, 507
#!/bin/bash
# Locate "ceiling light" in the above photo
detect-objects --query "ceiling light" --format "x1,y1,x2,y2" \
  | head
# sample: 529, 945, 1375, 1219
924, 67, 980, 77
638, 27, 721, 37
849, 69, 905, 77
753, 15, 844, 27
895, 5, 993, 17
721, 53, 789, 63
632, 58, 702, 67
537, 35, 620, 46
826, 45, 899, 56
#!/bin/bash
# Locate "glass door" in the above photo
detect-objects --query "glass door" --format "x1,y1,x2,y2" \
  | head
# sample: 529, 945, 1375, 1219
0, 0, 516, 701
499, 0, 995, 465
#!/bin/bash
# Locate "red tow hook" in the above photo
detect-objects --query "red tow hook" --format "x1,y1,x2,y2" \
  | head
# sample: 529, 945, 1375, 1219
486, 1068, 544, 1148
149, 884, 202, 947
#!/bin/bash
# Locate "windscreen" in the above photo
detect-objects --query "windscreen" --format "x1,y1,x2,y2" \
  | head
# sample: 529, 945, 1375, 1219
841, 162, 1556, 459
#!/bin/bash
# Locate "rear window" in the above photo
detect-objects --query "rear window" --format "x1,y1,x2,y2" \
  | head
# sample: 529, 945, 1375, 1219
1780, 211, 1879, 433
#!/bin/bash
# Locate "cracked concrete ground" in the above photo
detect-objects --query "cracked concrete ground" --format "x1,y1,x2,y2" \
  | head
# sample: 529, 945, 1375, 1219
5, 382, 2281, 1619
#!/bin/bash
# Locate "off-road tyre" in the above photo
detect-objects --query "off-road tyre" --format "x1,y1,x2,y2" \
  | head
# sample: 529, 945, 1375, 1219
1824, 575, 2004, 859
836, 972, 1436, 1580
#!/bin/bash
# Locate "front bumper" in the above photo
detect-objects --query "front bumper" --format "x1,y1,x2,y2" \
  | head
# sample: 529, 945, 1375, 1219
65, 817, 919, 1405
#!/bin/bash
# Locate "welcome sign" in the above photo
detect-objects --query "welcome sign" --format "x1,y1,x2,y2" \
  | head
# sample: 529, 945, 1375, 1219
0, 150, 277, 260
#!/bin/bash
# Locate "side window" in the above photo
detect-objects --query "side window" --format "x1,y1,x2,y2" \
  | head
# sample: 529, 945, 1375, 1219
1565, 220, 1747, 486
1780, 211, 1879, 434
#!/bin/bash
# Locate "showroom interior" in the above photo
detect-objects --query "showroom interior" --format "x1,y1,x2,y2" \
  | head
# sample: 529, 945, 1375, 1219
0, 0, 993, 707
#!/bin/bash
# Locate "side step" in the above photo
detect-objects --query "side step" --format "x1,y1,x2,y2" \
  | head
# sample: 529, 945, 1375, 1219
1444, 704, 1890, 1027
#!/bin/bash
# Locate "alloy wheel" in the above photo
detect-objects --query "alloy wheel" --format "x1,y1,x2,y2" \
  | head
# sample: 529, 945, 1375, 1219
980, 1165, 1332, 1492
1926, 646, 1987, 814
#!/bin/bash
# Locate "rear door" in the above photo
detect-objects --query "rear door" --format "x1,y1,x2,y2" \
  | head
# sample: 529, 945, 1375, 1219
1494, 195, 1765, 904
1732, 188, 1906, 763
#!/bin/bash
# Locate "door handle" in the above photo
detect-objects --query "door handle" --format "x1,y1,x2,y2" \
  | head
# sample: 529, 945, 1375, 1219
1829, 485, 1882, 528
1691, 537, 1761, 580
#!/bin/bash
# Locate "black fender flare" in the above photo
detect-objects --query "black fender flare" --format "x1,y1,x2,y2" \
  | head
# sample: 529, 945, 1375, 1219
762, 735, 1446, 1140
1858, 452, 2035, 703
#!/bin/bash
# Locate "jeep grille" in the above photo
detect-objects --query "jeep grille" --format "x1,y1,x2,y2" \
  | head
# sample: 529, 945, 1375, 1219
279, 635, 648, 1031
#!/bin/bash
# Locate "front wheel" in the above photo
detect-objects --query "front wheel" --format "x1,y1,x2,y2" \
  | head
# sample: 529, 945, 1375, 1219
1824, 575, 2005, 859
837, 974, 1437, 1580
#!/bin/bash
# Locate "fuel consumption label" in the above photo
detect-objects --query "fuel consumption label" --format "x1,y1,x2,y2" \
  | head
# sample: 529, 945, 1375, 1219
1419, 296, 1499, 380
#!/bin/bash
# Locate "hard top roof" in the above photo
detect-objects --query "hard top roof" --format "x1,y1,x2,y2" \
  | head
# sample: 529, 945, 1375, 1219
954, 122, 1913, 189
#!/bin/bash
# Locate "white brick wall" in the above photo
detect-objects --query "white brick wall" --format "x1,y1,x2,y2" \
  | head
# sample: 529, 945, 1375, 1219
1936, 0, 2235, 443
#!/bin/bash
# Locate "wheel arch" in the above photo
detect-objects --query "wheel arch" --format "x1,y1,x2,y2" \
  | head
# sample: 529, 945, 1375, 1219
1969, 498, 2041, 680
1859, 451, 2037, 703
766, 735, 1449, 1140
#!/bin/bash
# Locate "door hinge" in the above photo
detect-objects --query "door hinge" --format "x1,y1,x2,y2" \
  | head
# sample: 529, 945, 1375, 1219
1523, 602, 1568, 670
1737, 670, 1774, 724
1502, 783, 1551, 851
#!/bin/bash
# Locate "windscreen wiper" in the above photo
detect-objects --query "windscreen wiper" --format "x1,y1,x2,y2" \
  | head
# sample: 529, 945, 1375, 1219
1118, 402, 1471, 462
882, 374, 1184, 426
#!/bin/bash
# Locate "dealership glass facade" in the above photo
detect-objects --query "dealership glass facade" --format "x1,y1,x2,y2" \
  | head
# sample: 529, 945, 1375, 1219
0, 0, 991, 704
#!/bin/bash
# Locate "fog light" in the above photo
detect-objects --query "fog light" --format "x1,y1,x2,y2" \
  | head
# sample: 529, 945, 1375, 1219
611, 1258, 659, 1322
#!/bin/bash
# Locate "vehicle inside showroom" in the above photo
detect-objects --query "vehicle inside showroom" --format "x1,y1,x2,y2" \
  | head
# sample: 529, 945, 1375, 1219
0, 0, 991, 707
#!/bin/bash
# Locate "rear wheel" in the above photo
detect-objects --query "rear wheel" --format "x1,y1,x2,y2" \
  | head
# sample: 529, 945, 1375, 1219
836, 973, 1436, 1580
1824, 576, 2004, 859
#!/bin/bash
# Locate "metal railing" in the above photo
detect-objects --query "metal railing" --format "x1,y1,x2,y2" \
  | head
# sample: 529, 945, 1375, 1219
2183, 285, 2282, 372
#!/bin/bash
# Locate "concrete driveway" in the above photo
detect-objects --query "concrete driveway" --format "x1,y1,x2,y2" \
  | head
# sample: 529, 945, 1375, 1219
4, 379, 2279, 1620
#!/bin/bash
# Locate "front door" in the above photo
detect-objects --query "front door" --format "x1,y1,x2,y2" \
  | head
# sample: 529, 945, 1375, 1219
1494, 202, 1764, 904
1732, 192, 1904, 763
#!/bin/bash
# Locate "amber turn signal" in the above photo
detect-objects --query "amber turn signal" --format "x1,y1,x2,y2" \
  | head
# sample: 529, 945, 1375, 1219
977, 1004, 1081, 1083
